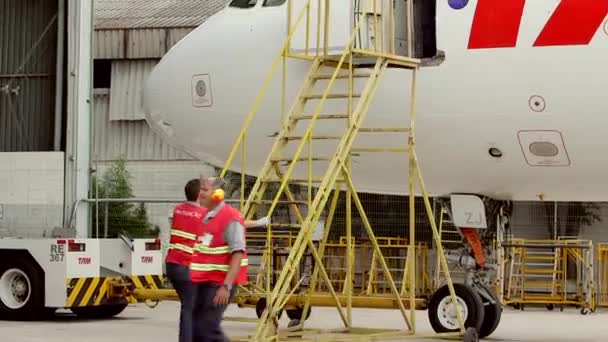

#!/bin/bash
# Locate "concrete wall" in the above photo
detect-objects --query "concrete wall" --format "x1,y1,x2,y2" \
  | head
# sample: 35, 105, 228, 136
0, 152, 64, 238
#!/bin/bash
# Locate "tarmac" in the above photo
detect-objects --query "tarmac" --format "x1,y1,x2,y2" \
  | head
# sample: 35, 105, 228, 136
2, 303, 607, 342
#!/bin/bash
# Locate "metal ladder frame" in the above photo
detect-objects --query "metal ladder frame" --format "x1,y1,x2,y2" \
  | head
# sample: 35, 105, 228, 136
218, 1, 468, 340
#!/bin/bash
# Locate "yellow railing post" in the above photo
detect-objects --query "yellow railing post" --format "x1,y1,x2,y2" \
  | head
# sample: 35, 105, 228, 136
220, 0, 314, 179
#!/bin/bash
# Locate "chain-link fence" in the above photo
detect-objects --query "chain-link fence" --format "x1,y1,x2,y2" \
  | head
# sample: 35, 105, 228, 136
86, 162, 608, 243
86, 154, 608, 290
509, 201, 605, 241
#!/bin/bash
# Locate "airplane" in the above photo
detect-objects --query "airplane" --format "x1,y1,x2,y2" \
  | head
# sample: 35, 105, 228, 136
142, 0, 608, 203
142, 1, 608, 337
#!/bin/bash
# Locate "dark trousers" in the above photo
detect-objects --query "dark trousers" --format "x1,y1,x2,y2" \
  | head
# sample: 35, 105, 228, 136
166, 263, 195, 342
192, 282, 236, 342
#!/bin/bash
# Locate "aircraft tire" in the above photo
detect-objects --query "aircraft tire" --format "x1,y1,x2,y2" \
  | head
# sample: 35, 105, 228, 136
255, 298, 283, 319
463, 327, 479, 342
428, 283, 485, 334
477, 284, 502, 339
286, 305, 311, 321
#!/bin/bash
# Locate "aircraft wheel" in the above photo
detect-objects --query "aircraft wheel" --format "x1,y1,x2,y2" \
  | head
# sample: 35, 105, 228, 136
428, 283, 485, 334
580, 307, 590, 315
255, 298, 283, 319
0, 258, 44, 321
70, 303, 128, 319
477, 284, 502, 339
287, 319, 300, 328
286, 306, 311, 321
547, 304, 554, 311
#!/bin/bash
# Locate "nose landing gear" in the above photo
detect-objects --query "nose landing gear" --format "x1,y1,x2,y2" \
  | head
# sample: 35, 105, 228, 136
429, 195, 508, 341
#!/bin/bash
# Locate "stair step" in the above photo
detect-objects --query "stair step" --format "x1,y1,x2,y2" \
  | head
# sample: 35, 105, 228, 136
303, 93, 361, 100
525, 251, 556, 255
359, 127, 410, 133
313, 73, 371, 80
523, 268, 562, 274
520, 274, 556, 279
285, 135, 342, 141
267, 223, 302, 228
525, 262, 556, 267
441, 240, 463, 244
263, 178, 326, 183
293, 114, 349, 120
525, 255, 556, 261
271, 156, 331, 162
521, 280, 563, 287
252, 200, 309, 205
351, 147, 409, 153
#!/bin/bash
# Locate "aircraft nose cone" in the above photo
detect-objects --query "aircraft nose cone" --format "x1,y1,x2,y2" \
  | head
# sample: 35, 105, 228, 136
142, 57, 184, 150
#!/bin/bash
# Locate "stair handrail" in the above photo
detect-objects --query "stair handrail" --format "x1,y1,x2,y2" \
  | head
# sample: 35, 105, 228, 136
220, 0, 315, 179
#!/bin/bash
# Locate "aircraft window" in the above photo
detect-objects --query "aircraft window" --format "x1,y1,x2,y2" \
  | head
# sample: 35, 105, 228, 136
263, 0, 287, 6
229, 0, 257, 8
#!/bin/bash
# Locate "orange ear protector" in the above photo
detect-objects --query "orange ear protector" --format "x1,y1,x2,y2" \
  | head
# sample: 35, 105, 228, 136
211, 188, 225, 203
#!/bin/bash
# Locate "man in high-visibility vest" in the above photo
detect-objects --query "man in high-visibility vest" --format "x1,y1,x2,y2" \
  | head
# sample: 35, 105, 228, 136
191, 177, 248, 342
165, 178, 206, 342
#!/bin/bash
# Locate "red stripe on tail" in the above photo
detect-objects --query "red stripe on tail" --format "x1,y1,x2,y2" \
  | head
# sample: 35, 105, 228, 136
468, 0, 527, 49
534, 0, 608, 47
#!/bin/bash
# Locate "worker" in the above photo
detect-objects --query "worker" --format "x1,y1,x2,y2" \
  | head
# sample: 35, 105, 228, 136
165, 178, 206, 342
165, 178, 268, 342
191, 177, 249, 342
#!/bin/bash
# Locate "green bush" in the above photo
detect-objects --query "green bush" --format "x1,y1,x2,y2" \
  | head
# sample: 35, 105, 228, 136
90, 157, 159, 238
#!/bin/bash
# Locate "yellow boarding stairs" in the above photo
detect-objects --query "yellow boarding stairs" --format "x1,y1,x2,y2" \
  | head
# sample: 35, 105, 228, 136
506, 242, 563, 310
598, 243, 608, 307
239, 53, 416, 327
217, 1, 481, 341
502, 238, 594, 313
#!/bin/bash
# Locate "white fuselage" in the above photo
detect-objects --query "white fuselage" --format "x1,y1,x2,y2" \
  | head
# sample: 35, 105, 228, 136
143, 1, 608, 201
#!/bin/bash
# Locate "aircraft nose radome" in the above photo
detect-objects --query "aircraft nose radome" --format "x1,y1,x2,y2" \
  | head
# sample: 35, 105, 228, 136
142, 9, 230, 153
142, 57, 184, 149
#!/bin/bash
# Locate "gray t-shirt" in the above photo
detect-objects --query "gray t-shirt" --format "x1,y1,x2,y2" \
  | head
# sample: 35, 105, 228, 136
203, 201, 246, 253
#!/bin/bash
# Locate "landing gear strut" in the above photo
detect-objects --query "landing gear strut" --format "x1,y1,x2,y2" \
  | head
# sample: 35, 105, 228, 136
428, 195, 508, 340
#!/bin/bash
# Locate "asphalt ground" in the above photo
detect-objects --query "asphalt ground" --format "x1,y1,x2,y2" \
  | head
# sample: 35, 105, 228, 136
2, 303, 606, 341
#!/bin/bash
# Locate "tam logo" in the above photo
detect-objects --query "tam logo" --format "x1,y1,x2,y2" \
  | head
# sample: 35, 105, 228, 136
456, 0, 608, 49
141, 256, 154, 264
78, 257, 91, 265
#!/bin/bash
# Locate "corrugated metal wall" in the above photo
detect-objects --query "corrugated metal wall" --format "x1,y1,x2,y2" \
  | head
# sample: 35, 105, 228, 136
93, 90, 192, 161
109, 60, 155, 121
95, 29, 125, 59
0, 0, 58, 151
94, 28, 195, 59
126, 29, 166, 59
